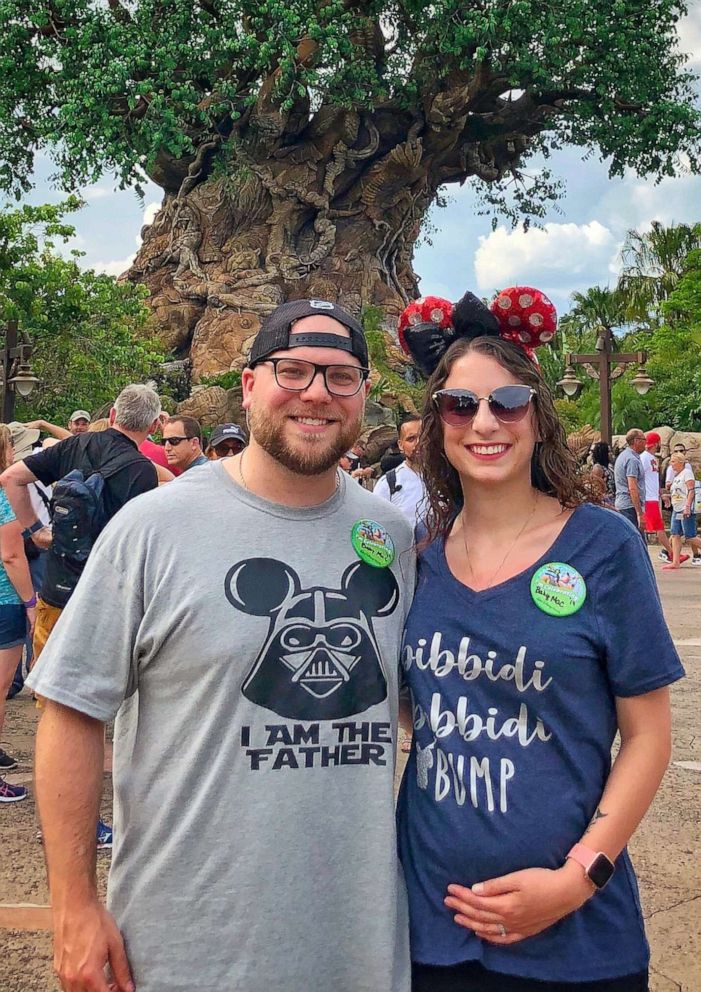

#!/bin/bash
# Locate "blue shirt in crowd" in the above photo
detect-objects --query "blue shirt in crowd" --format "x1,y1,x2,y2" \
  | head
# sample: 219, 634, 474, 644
0, 489, 21, 605
397, 503, 683, 983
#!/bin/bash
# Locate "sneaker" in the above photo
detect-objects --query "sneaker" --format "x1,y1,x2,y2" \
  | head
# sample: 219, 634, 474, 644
692, 557, 701, 566
680, 554, 690, 564
657, 550, 670, 562
0, 778, 27, 802
0, 748, 18, 771
97, 819, 113, 850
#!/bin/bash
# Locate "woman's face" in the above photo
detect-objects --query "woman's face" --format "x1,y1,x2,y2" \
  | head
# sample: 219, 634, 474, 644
440, 351, 538, 489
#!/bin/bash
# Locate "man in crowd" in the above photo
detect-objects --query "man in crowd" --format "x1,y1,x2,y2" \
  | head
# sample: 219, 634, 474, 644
26, 409, 92, 440
162, 415, 208, 472
26, 299, 414, 992
1, 385, 161, 846
640, 431, 676, 562
374, 415, 427, 525
205, 422, 247, 459
614, 428, 647, 531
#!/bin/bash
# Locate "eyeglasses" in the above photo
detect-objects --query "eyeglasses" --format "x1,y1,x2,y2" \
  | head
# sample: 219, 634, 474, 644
256, 358, 369, 397
432, 385, 536, 427
162, 436, 193, 446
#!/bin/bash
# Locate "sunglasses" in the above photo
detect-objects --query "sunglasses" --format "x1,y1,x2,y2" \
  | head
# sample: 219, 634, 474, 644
432, 385, 536, 427
162, 436, 193, 446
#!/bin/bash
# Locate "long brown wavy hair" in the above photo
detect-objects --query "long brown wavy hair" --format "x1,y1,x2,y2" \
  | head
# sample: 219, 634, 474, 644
418, 336, 596, 544
0, 425, 13, 476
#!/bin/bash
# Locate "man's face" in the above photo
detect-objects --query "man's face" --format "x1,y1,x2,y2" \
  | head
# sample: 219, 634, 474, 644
398, 419, 422, 466
70, 418, 90, 435
212, 439, 245, 459
163, 420, 201, 469
631, 434, 646, 453
673, 446, 686, 458
242, 315, 368, 476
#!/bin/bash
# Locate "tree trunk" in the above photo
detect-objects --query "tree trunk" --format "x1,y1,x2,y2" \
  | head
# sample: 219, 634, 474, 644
129, 120, 431, 381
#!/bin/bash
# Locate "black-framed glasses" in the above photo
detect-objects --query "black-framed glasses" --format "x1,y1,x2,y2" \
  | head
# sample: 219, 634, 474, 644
432, 385, 536, 427
162, 435, 193, 446
256, 358, 369, 397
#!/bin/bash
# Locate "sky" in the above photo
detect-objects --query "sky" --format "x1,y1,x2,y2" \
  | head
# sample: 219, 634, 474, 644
15, 7, 701, 323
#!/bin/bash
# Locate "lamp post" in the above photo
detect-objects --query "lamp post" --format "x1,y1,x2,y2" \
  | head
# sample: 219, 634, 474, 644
556, 325, 654, 445
1, 320, 40, 422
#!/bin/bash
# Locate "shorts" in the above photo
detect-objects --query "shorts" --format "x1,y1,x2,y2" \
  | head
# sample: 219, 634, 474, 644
643, 501, 664, 532
670, 511, 697, 540
0, 604, 27, 650
32, 597, 63, 665
412, 961, 648, 992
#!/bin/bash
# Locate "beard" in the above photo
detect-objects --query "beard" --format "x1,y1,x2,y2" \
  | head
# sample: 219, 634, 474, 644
248, 403, 364, 476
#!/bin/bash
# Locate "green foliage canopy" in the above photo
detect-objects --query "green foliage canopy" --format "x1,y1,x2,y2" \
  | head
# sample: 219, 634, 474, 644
0, 1, 698, 222
0, 199, 164, 424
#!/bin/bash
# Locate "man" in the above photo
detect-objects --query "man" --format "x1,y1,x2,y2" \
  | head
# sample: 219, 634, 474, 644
614, 428, 647, 531
205, 422, 247, 459
374, 415, 427, 525
640, 431, 675, 562
162, 415, 208, 472
26, 409, 92, 440
26, 299, 414, 992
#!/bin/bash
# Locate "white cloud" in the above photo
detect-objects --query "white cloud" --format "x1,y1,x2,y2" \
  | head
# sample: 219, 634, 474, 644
474, 221, 616, 293
677, 7, 701, 68
92, 254, 135, 277
143, 201, 160, 225
80, 187, 113, 202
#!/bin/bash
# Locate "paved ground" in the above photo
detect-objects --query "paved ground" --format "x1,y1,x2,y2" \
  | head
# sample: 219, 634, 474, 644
0, 553, 699, 992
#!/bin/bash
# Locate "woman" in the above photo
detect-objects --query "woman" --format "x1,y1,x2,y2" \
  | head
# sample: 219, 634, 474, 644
396, 334, 683, 991
0, 424, 37, 801
662, 451, 701, 570
590, 441, 616, 509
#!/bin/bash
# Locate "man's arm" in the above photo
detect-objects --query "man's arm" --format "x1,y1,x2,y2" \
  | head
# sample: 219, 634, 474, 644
35, 702, 134, 992
25, 419, 72, 440
626, 475, 643, 524
0, 460, 44, 529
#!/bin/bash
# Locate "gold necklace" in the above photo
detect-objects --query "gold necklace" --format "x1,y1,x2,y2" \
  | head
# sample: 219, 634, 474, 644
460, 495, 539, 590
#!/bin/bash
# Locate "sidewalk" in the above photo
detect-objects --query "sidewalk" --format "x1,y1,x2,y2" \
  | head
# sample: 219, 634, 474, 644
1, 553, 699, 991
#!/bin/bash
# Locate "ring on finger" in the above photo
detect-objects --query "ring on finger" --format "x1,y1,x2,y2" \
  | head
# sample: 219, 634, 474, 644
498, 923, 508, 937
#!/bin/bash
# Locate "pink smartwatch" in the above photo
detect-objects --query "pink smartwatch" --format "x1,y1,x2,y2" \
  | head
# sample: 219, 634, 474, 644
567, 843, 615, 891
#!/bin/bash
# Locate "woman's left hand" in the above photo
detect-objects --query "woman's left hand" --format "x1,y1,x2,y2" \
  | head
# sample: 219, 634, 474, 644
444, 864, 594, 944
26, 605, 36, 640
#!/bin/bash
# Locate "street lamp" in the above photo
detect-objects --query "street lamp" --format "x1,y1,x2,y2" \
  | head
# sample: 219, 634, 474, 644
2, 321, 39, 421
555, 325, 654, 444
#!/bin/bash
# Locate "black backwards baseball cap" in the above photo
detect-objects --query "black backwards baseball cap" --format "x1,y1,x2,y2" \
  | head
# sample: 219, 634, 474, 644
209, 423, 247, 448
248, 299, 369, 369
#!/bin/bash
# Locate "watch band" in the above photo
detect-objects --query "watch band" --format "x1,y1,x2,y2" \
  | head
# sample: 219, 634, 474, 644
21, 520, 45, 540
567, 842, 615, 890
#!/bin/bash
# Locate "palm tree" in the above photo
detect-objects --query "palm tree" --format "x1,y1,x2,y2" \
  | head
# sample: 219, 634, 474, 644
617, 221, 701, 326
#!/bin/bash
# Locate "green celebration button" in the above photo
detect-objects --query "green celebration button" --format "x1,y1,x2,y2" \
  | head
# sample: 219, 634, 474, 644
351, 519, 396, 569
530, 562, 586, 617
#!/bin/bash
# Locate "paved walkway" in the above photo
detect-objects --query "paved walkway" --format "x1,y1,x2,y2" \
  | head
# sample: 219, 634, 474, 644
1, 552, 699, 990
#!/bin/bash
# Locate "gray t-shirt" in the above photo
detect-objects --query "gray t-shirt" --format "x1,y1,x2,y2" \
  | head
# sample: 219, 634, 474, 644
28, 461, 415, 992
614, 447, 645, 511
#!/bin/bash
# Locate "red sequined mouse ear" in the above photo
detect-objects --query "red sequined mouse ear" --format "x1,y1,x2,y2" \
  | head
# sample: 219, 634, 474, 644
397, 296, 454, 355
489, 287, 557, 349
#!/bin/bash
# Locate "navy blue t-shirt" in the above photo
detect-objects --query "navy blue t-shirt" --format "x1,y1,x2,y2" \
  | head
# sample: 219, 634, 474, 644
397, 504, 683, 983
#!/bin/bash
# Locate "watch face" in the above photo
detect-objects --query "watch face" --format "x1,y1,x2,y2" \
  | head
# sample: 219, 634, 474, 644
588, 853, 615, 889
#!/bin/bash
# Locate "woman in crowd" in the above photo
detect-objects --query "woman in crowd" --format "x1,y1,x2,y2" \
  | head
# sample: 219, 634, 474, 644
396, 300, 683, 992
590, 441, 616, 509
0, 424, 37, 801
662, 451, 701, 570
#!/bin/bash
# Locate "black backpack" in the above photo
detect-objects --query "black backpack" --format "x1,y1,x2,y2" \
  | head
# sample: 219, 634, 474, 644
23, 484, 51, 561
50, 444, 143, 565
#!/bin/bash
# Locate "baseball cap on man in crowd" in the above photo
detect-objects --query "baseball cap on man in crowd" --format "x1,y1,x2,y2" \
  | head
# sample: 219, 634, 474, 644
210, 423, 247, 449
70, 410, 91, 424
247, 299, 369, 369
8, 422, 41, 460
645, 431, 661, 448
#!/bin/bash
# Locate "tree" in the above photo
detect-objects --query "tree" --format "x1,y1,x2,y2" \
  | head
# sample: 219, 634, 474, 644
617, 220, 701, 326
0, 200, 164, 425
1, 1, 699, 381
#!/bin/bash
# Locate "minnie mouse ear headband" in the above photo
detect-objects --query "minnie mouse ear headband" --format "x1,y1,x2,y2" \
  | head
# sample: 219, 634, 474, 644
398, 287, 557, 377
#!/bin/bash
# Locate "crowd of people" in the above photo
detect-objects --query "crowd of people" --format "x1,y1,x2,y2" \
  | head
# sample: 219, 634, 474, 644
0, 291, 691, 992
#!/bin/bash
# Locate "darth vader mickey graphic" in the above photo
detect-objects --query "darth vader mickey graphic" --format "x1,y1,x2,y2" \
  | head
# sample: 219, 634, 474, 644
225, 558, 399, 720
